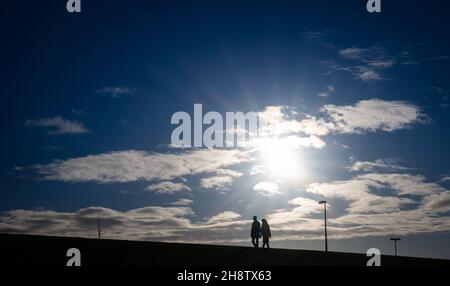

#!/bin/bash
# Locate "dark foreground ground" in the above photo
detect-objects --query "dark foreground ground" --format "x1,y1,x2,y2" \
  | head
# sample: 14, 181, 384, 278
0, 233, 449, 266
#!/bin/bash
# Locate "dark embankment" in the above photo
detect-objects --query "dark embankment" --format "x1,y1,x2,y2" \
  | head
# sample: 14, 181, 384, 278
0, 233, 449, 266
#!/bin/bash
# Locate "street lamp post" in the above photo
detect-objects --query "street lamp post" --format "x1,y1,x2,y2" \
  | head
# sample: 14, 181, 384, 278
319, 200, 328, 252
390, 237, 401, 256
97, 214, 103, 239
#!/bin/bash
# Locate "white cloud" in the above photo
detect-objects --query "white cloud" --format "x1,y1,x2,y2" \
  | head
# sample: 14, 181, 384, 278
95, 87, 137, 98
306, 173, 446, 214
0, 206, 194, 240
214, 169, 243, 178
307, 178, 412, 214
25, 116, 90, 135
263, 171, 450, 240
144, 181, 191, 194
423, 191, 450, 213
287, 197, 324, 215
23, 101, 428, 193
250, 165, 265, 175
199, 176, 235, 190
329, 211, 450, 240
31, 149, 249, 183
256, 100, 426, 139
199, 168, 243, 190
297, 116, 335, 136
322, 99, 427, 134
297, 135, 326, 149
266, 197, 323, 229
207, 211, 241, 224
254, 106, 329, 150
253, 182, 281, 196
0, 206, 252, 244
360, 173, 446, 196
2, 171, 450, 243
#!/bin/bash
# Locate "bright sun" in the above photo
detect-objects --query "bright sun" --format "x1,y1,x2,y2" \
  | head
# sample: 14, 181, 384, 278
258, 138, 301, 180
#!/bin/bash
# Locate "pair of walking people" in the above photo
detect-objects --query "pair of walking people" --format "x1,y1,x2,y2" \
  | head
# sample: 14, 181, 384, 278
250, 216, 271, 248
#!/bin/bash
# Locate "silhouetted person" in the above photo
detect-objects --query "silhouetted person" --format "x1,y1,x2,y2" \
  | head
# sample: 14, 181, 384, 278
261, 219, 271, 248
251, 216, 261, 248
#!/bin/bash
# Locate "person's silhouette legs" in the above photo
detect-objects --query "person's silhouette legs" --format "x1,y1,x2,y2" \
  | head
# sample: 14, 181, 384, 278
252, 237, 259, 248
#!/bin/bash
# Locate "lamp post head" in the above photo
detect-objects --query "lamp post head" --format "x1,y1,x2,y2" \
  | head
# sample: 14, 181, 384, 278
319, 200, 327, 205
390, 237, 401, 241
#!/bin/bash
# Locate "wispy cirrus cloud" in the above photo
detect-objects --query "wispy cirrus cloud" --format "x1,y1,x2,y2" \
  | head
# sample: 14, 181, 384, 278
40, 145, 64, 151
71, 108, 85, 116
306, 30, 391, 72
317, 85, 335, 97
303, 30, 328, 41
302, 30, 337, 49
426, 86, 449, 109
399, 51, 449, 66
25, 116, 90, 135
339, 46, 396, 69
144, 181, 191, 194
304, 29, 448, 83
318, 45, 394, 82
349, 159, 412, 173
325, 45, 447, 82
321, 60, 385, 82
95, 86, 137, 98
170, 199, 194, 206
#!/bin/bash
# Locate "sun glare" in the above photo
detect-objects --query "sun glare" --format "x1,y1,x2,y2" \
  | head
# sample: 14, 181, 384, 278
258, 138, 301, 180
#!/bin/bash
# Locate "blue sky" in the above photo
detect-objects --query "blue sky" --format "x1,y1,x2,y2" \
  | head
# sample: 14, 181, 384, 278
1, 0, 450, 259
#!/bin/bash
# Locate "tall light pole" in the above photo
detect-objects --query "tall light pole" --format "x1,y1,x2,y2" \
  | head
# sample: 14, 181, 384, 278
390, 237, 401, 256
97, 214, 103, 239
319, 200, 328, 252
